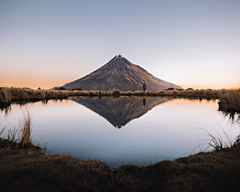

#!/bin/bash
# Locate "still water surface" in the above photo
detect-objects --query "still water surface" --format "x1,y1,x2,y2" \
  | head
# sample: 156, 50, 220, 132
1, 97, 239, 168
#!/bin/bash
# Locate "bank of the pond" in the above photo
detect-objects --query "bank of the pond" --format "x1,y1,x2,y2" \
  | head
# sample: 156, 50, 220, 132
1, 87, 239, 108
0, 137, 240, 192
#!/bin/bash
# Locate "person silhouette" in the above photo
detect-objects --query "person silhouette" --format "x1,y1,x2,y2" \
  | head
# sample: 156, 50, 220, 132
143, 83, 146, 92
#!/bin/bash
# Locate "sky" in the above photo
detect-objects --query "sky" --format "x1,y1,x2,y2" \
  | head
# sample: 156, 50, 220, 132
0, 0, 239, 89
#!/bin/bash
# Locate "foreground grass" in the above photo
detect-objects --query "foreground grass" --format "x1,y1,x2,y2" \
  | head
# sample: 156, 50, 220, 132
0, 111, 41, 151
0, 135, 239, 192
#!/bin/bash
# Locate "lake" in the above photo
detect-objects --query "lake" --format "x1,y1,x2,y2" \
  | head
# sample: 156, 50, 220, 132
1, 96, 239, 169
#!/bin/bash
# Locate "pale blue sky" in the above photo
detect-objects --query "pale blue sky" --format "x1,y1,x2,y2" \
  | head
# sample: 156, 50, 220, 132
0, 0, 239, 89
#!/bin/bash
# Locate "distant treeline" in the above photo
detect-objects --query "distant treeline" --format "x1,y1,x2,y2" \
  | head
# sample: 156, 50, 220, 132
0, 87, 239, 113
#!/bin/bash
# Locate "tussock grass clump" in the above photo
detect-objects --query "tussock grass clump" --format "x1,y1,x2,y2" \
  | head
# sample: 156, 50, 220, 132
10, 87, 30, 101
218, 90, 240, 113
207, 130, 234, 151
80, 90, 91, 96
193, 124, 240, 154
44, 90, 69, 99
0, 88, 11, 107
55, 90, 69, 99
112, 89, 121, 95
88, 90, 99, 97
19, 112, 32, 146
0, 112, 37, 150
99, 91, 112, 96
218, 90, 240, 122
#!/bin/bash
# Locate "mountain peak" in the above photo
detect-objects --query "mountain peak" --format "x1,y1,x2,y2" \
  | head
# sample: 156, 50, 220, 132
60, 55, 182, 91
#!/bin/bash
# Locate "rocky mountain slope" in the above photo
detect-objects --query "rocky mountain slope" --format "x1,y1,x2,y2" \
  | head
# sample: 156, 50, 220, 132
61, 55, 181, 91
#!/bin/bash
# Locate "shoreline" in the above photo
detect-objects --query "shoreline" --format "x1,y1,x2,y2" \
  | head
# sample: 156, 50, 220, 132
0, 137, 239, 191
0, 87, 230, 108
1, 87, 239, 118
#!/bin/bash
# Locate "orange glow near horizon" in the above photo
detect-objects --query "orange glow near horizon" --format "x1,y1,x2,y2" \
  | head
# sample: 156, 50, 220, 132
0, 74, 73, 89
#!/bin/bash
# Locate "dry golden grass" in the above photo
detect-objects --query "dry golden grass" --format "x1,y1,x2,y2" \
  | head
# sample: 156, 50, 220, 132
0, 88, 11, 106
0, 87, 70, 106
0, 87, 221, 105
218, 90, 240, 113
0, 111, 36, 150
19, 111, 32, 146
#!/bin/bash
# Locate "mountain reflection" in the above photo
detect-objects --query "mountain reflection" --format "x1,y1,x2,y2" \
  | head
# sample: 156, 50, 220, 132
71, 96, 169, 128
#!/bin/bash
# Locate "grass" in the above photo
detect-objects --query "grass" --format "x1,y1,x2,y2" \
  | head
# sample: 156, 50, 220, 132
217, 89, 240, 124
218, 89, 240, 113
0, 127, 5, 138
0, 88, 11, 107
0, 87, 233, 107
19, 111, 32, 146
206, 126, 237, 151
192, 123, 240, 156
0, 87, 70, 107
0, 111, 39, 150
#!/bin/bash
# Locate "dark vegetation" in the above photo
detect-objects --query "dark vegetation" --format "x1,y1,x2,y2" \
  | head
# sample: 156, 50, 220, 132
0, 143, 239, 192
0, 87, 240, 191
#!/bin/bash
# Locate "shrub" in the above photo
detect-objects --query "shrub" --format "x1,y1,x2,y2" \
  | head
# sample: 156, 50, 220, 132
72, 88, 82, 91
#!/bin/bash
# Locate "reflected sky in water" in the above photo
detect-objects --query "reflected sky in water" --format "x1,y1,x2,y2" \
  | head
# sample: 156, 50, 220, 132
1, 97, 239, 169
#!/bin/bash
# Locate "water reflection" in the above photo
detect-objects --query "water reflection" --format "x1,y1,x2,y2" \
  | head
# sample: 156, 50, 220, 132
0, 105, 11, 117
219, 111, 240, 124
143, 98, 146, 106
71, 96, 170, 128
1, 97, 239, 169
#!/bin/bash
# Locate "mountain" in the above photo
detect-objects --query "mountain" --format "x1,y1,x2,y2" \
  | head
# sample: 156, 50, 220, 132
71, 96, 170, 128
61, 55, 181, 91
